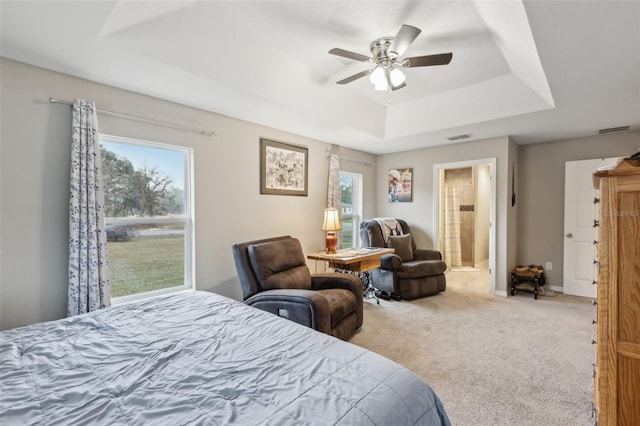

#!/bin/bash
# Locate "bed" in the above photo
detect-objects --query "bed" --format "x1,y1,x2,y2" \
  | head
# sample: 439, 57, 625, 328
0, 291, 450, 425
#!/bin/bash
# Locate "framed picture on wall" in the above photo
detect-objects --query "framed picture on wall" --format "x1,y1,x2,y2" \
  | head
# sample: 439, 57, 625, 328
388, 167, 413, 202
260, 138, 308, 196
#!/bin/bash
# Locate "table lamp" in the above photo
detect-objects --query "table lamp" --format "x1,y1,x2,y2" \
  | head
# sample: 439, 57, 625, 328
321, 207, 342, 254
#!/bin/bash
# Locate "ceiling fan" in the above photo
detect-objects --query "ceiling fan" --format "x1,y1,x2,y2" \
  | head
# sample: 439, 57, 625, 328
329, 24, 453, 91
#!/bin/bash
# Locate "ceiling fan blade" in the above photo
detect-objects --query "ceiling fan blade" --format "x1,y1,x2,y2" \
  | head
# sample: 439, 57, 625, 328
403, 52, 453, 67
391, 82, 407, 91
336, 69, 372, 85
329, 48, 372, 62
389, 24, 421, 57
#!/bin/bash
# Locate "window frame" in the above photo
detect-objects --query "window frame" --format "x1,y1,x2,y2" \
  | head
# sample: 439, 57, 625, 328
339, 171, 363, 249
99, 134, 195, 304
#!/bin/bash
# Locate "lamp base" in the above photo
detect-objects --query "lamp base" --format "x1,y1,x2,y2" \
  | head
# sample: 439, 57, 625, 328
325, 232, 338, 254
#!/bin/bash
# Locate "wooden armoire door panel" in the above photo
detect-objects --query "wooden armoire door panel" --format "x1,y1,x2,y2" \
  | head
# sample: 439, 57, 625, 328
616, 192, 640, 344
594, 163, 640, 426
617, 356, 640, 426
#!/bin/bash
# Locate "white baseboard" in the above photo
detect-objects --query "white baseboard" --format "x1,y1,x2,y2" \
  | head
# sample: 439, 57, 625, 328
495, 290, 508, 298
548, 285, 563, 293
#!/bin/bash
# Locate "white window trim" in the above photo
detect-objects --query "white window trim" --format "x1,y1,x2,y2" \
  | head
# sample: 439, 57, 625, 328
100, 134, 195, 304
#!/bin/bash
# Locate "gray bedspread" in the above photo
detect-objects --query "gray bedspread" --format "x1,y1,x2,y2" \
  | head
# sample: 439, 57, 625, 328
0, 291, 450, 425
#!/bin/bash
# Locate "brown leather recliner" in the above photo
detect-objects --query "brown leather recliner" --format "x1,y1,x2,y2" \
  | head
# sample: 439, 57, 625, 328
360, 219, 446, 300
231, 236, 363, 341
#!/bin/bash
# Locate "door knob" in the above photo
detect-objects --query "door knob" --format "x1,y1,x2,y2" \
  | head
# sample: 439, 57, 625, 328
566, 233, 573, 238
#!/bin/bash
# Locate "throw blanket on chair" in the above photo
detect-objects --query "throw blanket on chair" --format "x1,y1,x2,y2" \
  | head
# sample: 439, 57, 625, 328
374, 217, 403, 244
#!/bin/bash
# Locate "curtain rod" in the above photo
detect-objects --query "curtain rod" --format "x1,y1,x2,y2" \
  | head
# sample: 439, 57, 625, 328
326, 150, 372, 166
341, 155, 372, 166
49, 98, 215, 137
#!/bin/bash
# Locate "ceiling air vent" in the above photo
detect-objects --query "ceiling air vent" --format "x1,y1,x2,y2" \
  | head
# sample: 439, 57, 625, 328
598, 126, 630, 134
447, 133, 473, 141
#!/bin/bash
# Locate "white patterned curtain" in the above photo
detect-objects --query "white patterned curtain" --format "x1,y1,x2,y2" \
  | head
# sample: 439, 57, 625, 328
327, 152, 342, 247
443, 184, 462, 269
67, 99, 111, 317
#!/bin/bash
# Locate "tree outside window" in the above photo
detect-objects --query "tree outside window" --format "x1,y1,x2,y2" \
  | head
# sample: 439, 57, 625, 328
100, 135, 194, 301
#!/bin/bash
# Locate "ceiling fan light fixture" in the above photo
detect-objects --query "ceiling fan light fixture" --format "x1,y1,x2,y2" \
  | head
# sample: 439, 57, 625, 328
369, 66, 386, 86
374, 81, 388, 91
390, 67, 406, 86
329, 24, 453, 93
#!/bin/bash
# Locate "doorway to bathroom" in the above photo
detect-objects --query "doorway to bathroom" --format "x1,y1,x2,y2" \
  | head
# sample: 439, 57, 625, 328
433, 158, 496, 294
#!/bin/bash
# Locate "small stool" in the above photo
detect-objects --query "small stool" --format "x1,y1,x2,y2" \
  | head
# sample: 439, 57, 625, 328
511, 272, 544, 300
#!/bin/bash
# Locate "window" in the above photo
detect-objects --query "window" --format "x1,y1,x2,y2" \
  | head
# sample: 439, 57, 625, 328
339, 171, 363, 249
100, 135, 194, 302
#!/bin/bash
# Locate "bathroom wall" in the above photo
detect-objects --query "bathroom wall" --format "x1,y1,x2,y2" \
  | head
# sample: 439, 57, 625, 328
444, 167, 475, 266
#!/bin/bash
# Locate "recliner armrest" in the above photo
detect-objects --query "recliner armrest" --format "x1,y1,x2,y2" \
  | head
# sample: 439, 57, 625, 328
413, 248, 442, 261
245, 289, 331, 334
380, 253, 403, 270
311, 273, 363, 330
311, 273, 362, 297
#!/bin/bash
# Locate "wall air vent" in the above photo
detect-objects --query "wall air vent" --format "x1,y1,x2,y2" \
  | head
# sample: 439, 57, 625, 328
598, 126, 630, 134
446, 133, 473, 141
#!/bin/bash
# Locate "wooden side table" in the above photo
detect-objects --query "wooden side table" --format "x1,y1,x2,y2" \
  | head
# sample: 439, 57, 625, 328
308, 248, 395, 302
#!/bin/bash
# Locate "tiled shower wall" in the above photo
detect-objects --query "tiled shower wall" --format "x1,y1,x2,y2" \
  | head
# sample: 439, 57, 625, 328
444, 167, 475, 266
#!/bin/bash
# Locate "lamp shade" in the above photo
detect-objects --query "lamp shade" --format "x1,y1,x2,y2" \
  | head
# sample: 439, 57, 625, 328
321, 208, 342, 231
390, 67, 406, 86
370, 66, 388, 91
369, 66, 386, 86
374, 81, 388, 91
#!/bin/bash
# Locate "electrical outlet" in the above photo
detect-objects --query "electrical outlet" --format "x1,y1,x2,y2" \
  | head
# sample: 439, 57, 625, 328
545, 262, 552, 271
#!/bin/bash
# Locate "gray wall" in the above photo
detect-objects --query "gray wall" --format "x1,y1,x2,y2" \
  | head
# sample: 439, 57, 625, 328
0, 58, 377, 330
517, 132, 639, 290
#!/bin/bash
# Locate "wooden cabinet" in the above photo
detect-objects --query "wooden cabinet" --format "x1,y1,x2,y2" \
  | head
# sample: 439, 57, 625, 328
593, 160, 640, 426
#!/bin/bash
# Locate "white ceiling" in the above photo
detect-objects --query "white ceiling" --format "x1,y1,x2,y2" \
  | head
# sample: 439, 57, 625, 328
1, 0, 639, 154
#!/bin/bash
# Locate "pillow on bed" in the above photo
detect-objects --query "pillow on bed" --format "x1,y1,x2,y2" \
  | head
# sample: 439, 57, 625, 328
248, 238, 312, 290
388, 233, 414, 262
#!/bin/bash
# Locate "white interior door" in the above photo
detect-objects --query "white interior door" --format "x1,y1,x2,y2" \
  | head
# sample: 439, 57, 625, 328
563, 158, 620, 297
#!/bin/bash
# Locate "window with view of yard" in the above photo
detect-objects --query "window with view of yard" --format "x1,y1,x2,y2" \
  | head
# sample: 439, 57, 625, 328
339, 171, 362, 249
100, 135, 194, 301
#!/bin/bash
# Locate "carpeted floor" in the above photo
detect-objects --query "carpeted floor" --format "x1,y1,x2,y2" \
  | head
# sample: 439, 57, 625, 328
350, 265, 595, 426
